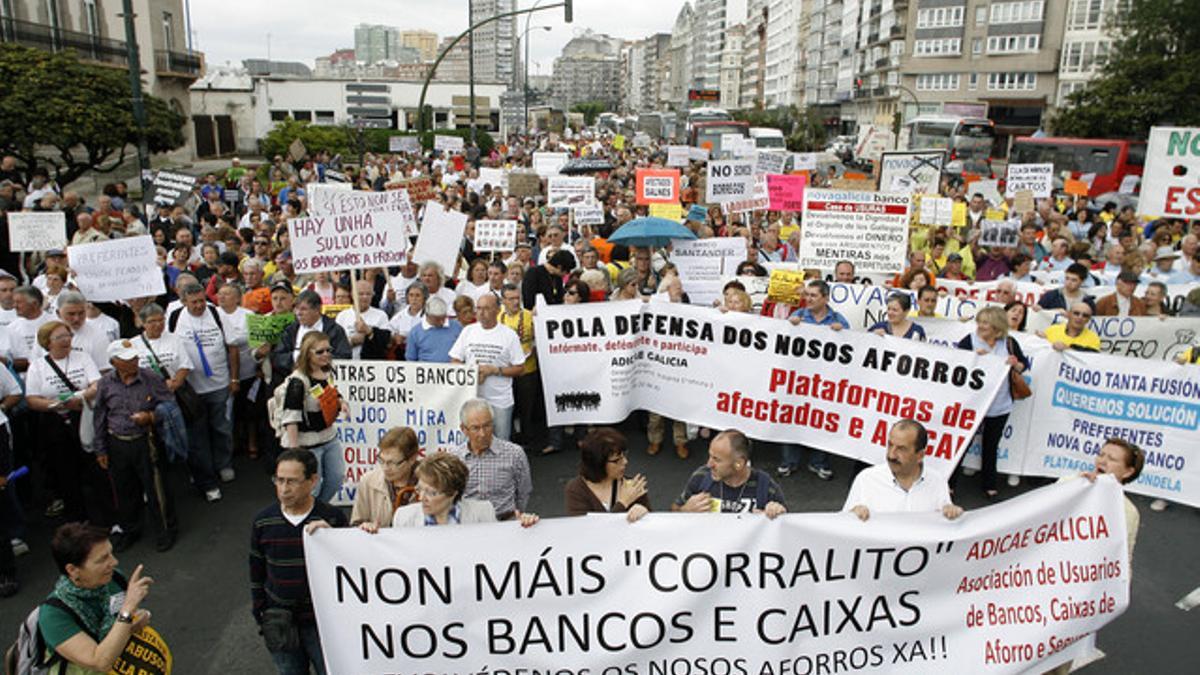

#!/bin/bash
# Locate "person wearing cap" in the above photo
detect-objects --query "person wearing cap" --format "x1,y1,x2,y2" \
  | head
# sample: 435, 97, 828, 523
1038, 301, 1101, 352
92, 339, 178, 552
405, 296, 462, 363
1095, 271, 1147, 317
937, 252, 969, 281
1144, 246, 1179, 282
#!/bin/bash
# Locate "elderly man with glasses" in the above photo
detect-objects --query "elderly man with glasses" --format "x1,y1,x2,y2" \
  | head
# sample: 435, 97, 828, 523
1038, 301, 1101, 352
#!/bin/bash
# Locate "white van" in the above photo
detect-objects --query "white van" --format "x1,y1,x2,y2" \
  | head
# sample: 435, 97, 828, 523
749, 127, 786, 149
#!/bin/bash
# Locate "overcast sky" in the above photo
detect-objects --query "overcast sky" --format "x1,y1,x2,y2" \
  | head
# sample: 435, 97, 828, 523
191, 0, 746, 76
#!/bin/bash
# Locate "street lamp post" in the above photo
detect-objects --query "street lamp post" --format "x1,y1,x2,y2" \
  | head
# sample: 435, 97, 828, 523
522, 25, 552, 134
119, 0, 151, 208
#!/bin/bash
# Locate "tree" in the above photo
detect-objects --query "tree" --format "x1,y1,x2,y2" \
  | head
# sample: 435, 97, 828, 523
0, 44, 186, 187
1051, 0, 1200, 138
571, 101, 607, 126
787, 108, 829, 152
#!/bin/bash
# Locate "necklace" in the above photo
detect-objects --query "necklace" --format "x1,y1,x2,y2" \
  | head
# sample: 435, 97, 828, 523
718, 478, 749, 509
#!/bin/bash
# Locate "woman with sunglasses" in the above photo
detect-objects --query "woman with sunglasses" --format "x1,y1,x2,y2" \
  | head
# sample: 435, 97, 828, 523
565, 428, 650, 523
277, 332, 349, 503
353, 427, 421, 531
391, 453, 539, 528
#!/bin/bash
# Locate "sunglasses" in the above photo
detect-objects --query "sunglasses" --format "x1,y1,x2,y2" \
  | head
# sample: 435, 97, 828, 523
565, 290, 580, 296
312, 348, 331, 355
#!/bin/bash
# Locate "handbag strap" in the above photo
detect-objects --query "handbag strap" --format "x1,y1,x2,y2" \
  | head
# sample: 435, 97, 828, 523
140, 334, 167, 377
44, 355, 78, 393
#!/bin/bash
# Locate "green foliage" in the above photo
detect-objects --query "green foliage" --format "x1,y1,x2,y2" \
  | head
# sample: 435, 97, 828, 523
786, 109, 829, 152
260, 120, 495, 167
0, 44, 185, 187
361, 128, 495, 156
571, 101, 607, 126
733, 105, 828, 151
1051, 0, 1200, 138
734, 106, 799, 136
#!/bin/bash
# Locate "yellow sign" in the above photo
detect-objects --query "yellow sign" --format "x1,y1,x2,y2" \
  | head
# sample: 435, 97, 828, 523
613, 135, 626, 150
321, 303, 351, 319
985, 209, 1006, 222
952, 202, 968, 228
113, 625, 173, 674
648, 203, 684, 221
767, 268, 807, 305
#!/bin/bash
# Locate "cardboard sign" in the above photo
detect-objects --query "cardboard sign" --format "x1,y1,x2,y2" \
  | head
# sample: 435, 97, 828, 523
799, 189, 911, 274
385, 177, 437, 204
506, 172, 542, 199
150, 171, 197, 206
572, 205, 605, 226
767, 268, 808, 304
666, 145, 691, 167
828, 178, 876, 191
791, 153, 819, 171
705, 160, 756, 204
6, 211, 66, 252
434, 135, 464, 153
635, 168, 680, 205
1012, 190, 1036, 214
1005, 163, 1053, 198
474, 219, 519, 252
979, 218, 1020, 248
412, 206, 468, 274
547, 177, 595, 208
287, 138, 307, 162
533, 152, 569, 177
766, 174, 806, 211
1139, 127, 1200, 218
246, 313, 296, 349
648, 203, 684, 221
68, 236, 165, 302
879, 150, 945, 195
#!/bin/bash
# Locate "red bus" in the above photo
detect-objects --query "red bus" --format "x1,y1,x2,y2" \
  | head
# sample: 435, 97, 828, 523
1008, 137, 1145, 197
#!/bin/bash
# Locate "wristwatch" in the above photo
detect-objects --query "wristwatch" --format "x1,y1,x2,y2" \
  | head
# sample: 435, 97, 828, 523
116, 610, 134, 624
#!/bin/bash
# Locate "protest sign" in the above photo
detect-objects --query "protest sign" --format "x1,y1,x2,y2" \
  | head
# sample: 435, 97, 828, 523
855, 125, 895, 161
828, 283, 987, 330
632, 132, 652, 148
936, 278, 1048, 307
829, 178, 877, 191
755, 151, 788, 176
767, 268, 807, 304
327, 360, 476, 504
1024, 312, 1199, 362
533, 152, 569, 177
307, 185, 415, 225
572, 204, 605, 226
705, 160, 756, 204
307, 478, 1128, 674
792, 152, 819, 171
473, 219, 519, 252
7, 211, 66, 252
799, 189, 911, 274
1012, 190, 1036, 214
506, 172, 542, 198
289, 207, 412, 274
686, 204, 709, 222
636, 168, 681, 205
919, 196, 953, 226
1009, 350, 1200, 507
385, 177, 437, 204
1005, 164, 1053, 198
434, 135, 464, 153
980, 219, 1020, 248
325, 169, 349, 183
322, 304, 351, 319
666, 145, 691, 167
951, 202, 968, 228
477, 167, 504, 189
547, 176, 595, 207
287, 138, 307, 163
1064, 179, 1089, 197
536, 299, 1007, 469
67, 236, 165, 302
671, 237, 747, 300
766, 173, 807, 211
688, 146, 710, 162
880, 150, 945, 195
150, 171, 197, 206
648, 203, 684, 221
389, 136, 421, 153
246, 313, 296, 349
721, 174, 769, 214
1139, 127, 1200, 218
412, 206, 469, 275
612, 134, 625, 150
112, 625, 172, 675
972, 179, 1004, 206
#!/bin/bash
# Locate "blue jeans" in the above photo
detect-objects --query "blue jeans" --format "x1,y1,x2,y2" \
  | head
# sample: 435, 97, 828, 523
492, 404, 514, 442
268, 622, 326, 675
186, 388, 234, 491
307, 439, 344, 504
781, 444, 830, 470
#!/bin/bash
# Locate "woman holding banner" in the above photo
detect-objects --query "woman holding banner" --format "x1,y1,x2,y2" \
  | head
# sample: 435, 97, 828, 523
564, 428, 650, 522
386, 283, 427, 357
868, 294, 926, 340
954, 307, 1029, 498
278, 333, 348, 503
352, 427, 420, 530
391, 453, 539, 528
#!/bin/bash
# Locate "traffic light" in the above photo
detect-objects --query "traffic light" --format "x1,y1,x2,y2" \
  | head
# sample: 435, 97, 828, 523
564, 0, 573, 22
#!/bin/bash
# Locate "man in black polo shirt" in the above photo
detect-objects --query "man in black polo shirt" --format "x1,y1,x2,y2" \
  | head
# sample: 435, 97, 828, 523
672, 429, 787, 517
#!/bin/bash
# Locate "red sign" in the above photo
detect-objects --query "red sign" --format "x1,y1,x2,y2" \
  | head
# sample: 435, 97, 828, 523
688, 89, 721, 102
635, 168, 681, 205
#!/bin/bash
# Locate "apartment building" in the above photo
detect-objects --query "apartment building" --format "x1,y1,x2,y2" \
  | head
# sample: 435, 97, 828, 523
803, 0, 846, 127
740, 0, 768, 109
470, 0, 518, 86
1056, 0, 1122, 106
550, 31, 623, 111
720, 23, 744, 110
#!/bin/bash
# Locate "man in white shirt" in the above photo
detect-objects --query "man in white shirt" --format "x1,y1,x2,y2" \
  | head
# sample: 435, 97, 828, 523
168, 282, 240, 502
844, 419, 964, 522
0, 271, 16, 327
50, 292, 112, 373
8, 285, 51, 375
335, 280, 390, 360
448, 294, 526, 441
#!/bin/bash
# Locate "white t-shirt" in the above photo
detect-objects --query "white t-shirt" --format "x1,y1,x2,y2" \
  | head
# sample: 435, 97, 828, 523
386, 306, 425, 342
219, 306, 259, 381
448, 322, 526, 408
433, 287, 458, 317
88, 313, 121, 342
170, 306, 234, 394
0, 366, 21, 427
456, 281, 497, 304
25, 352, 101, 400
33, 321, 110, 374
335, 307, 389, 360
8, 313, 52, 370
0, 307, 16, 327
135, 332, 195, 378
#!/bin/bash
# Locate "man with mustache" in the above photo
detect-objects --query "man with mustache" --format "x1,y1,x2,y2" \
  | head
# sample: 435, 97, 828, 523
843, 419, 964, 522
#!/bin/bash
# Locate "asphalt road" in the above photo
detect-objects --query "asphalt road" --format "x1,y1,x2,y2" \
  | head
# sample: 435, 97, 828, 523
0, 421, 1195, 674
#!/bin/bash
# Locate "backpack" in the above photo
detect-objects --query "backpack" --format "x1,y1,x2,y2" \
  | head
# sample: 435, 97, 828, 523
8, 571, 127, 675
167, 304, 227, 339
266, 375, 294, 438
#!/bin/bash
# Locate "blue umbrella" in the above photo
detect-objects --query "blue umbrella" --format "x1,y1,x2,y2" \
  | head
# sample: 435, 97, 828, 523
607, 217, 697, 248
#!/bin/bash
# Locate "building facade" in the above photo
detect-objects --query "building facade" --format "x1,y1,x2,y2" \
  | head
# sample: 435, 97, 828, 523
354, 24, 401, 64
720, 23, 744, 110
1056, 0, 1121, 106
470, 0, 518, 86
400, 29, 439, 62
551, 31, 623, 111
764, 0, 805, 108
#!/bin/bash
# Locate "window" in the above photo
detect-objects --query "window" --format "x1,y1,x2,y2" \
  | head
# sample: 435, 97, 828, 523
987, 34, 1041, 54
269, 110, 289, 122
292, 111, 313, 122
1057, 81, 1087, 105
915, 73, 961, 91
987, 72, 1037, 90
1060, 40, 1111, 73
975, 6, 987, 25
916, 6, 965, 29
314, 111, 336, 125
83, 0, 99, 37
913, 38, 962, 57
162, 11, 175, 52
969, 73, 979, 90
990, 1, 1044, 25
1067, 0, 1105, 31
972, 38, 983, 54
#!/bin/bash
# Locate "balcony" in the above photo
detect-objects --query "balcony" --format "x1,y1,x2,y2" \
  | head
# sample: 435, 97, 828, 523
0, 17, 128, 67
155, 49, 203, 78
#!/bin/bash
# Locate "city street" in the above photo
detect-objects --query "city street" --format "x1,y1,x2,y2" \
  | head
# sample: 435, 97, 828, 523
0, 420, 1194, 673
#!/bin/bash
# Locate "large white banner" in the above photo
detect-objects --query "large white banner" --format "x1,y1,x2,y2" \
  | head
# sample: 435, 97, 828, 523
1025, 311, 1199, 362
434, 135, 465, 153
6, 211, 66, 252
289, 208, 412, 274
536, 300, 1008, 470
936, 279, 1048, 307
307, 478, 1130, 674
800, 189, 912, 275
1138, 127, 1199, 219
67, 236, 165, 302
329, 360, 476, 505
828, 283, 989, 331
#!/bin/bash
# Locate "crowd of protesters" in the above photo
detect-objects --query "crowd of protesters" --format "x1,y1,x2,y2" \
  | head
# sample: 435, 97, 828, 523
0, 127, 1196, 673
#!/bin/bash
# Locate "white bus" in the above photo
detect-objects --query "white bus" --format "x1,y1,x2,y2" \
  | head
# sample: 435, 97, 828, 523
901, 116, 995, 160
